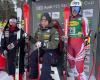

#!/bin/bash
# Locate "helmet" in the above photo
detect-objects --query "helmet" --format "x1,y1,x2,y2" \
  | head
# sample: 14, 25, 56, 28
70, 0, 82, 7
70, 0, 82, 14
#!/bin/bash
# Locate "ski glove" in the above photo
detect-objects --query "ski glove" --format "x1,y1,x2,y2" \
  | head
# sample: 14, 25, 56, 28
35, 41, 42, 48
7, 43, 15, 50
41, 41, 47, 48
2, 50, 8, 58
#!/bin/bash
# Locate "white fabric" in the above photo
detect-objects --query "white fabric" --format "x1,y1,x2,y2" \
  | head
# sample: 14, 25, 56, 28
71, 68, 87, 80
0, 33, 3, 46
9, 19, 17, 23
7, 43, 15, 50
82, 17, 89, 36
68, 72, 75, 80
67, 53, 75, 61
23, 33, 28, 38
70, 0, 82, 6
35, 41, 41, 48
75, 43, 85, 61
72, 66, 79, 77
67, 43, 85, 62
17, 30, 21, 40
80, 72, 87, 80
0, 71, 13, 80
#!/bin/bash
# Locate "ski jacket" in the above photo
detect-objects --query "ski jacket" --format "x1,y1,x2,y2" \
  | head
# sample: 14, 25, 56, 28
32, 22, 59, 50
69, 16, 89, 38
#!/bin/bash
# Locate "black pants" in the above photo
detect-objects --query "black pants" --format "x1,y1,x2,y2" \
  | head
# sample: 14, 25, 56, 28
19, 50, 25, 74
29, 48, 58, 80
7, 49, 16, 75
19, 40, 26, 74
7, 48, 25, 75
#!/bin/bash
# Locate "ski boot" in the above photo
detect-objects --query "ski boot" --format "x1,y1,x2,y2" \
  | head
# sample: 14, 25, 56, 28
75, 72, 87, 80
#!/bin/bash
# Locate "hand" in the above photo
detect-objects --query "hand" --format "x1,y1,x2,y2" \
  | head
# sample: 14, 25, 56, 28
35, 41, 41, 48
64, 35, 68, 39
41, 41, 46, 47
84, 39, 88, 46
1, 50, 7, 58
23, 33, 28, 38
84, 36, 89, 46
62, 35, 68, 43
7, 43, 15, 50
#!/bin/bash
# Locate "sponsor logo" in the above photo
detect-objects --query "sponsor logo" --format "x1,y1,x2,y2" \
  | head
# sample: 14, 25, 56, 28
70, 21, 79, 27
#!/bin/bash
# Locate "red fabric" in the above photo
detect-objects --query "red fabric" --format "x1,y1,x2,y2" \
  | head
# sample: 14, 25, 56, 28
75, 75, 81, 80
19, 74, 23, 80
9, 25, 16, 32
23, 3, 30, 34
67, 38, 84, 72
67, 15, 87, 79
53, 20, 63, 52
67, 38, 84, 57
76, 60, 84, 73
68, 59, 75, 68
0, 55, 6, 70
72, 14, 81, 19
64, 7, 70, 36
82, 18, 87, 37
96, 64, 100, 80
67, 16, 86, 71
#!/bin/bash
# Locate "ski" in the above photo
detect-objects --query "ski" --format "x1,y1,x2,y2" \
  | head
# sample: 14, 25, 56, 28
22, 2, 30, 80
63, 6, 70, 80
23, 3, 30, 34
64, 6, 70, 38
16, 7, 23, 80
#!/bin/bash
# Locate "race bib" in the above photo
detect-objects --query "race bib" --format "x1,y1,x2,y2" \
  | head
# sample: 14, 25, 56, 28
70, 27, 75, 34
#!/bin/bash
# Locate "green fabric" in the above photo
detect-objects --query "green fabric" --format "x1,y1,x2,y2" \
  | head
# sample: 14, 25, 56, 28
31, 22, 59, 50
69, 19, 82, 37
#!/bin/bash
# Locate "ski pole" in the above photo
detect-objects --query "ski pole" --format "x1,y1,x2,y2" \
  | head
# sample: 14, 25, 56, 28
37, 47, 40, 80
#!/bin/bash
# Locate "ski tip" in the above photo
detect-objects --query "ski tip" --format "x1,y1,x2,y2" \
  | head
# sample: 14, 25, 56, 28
64, 6, 70, 10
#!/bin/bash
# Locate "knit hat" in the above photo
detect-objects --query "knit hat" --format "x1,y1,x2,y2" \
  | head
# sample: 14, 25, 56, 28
41, 13, 51, 23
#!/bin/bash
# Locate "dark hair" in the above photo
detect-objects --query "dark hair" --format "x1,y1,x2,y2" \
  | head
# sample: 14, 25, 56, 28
4, 20, 9, 30
9, 16, 17, 20
41, 12, 51, 23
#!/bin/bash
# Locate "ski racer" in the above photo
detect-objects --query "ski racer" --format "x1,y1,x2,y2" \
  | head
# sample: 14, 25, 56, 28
66, 0, 89, 80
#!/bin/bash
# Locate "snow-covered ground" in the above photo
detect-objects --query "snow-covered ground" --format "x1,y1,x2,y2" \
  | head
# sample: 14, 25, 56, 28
67, 73, 96, 80
14, 67, 96, 80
